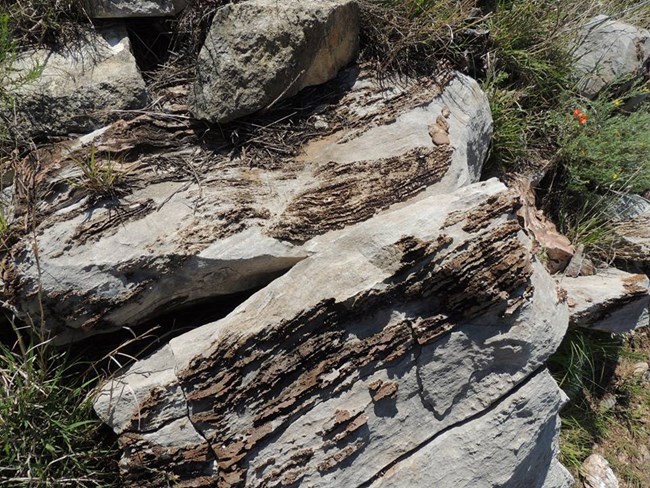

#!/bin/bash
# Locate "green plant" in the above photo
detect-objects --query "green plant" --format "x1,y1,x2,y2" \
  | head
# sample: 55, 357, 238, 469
70, 145, 124, 198
0, 327, 119, 486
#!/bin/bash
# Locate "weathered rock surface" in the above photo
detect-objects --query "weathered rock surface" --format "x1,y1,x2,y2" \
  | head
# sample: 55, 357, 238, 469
612, 211, 650, 275
559, 268, 649, 333
581, 454, 619, 488
2, 68, 491, 342
515, 177, 574, 273
94, 179, 570, 487
1, 26, 147, 140
572, 15, 650, 98
87, 0, 187, 18
189, 0, 360, 123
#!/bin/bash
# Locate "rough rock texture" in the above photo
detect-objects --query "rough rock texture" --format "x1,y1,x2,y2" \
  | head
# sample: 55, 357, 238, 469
515, 178, 574, 273
558, 268, 649, 333
189, 0, 360, 123
581, 454, 619, 488
87, 0, 187, 17
1, 26, 148, 139
572, 15, 650, 97
94, 179, 571, 487
2, 68, 491, 342
612, 211, 650, 275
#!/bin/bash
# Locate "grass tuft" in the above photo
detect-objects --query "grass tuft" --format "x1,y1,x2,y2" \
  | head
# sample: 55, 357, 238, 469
0, 326, 119, 486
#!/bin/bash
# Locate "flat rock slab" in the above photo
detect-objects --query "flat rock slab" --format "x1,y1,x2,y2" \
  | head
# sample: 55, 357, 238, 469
87, 0, 187, 17
189, 0, 360, 123
94, 179, 569, 487
558, 268, 649, 333
572, 15, 650, 97
2, 68, 491, 342
1, 26, 148, 140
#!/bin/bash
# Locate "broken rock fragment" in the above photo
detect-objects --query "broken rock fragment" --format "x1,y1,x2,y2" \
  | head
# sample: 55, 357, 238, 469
559, 267, 650, 333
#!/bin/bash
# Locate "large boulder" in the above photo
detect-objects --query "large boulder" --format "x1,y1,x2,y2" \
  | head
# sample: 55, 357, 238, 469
94, 178, 571, 487
189, 0, 360, 123
2, 68, 491, 342
572, 15, 650, 98
1, 26, 148, 140
86, 0, 187, 18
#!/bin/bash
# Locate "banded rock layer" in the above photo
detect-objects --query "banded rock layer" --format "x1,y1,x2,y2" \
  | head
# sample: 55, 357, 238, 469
95, 179, 571, 487
2, 69, 491, 342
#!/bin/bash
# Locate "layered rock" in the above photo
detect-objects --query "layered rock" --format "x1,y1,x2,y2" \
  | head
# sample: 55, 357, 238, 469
1, 26, 148, 140
572, 15, 650, 98
94, 179, 571, 487
189, 0, 360, 123
559, 268, 649, 333
87, 0, 187, 18
612, 210, 650, 275
2, 68, 491, 342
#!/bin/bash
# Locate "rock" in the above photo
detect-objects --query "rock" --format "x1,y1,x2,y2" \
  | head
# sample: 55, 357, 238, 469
368, 371, 570, 488
608, 194, 650, 222
572, 15, 650, 98
2, 68, 491, 342
1, 26, 147, 140
564, 244, 596, 278
86, 0, 187, 17
94, 179, 570, 486
632, 361, 649, 377
612, 211, 650, 275
189, 0, 360, 123
559, 267, 649, 333
581, 453, 619, 488
514, 177, 574, 274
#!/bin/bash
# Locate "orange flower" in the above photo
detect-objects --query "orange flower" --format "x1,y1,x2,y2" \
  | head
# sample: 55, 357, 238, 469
573, 108, 587, 125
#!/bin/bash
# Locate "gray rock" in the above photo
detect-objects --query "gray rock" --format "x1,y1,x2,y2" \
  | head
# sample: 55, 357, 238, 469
1, 26, 147, 140
612, 210, 650, 274
608, 194, 650, 222
632, 361, 649, 376
581, 453, 619, 488
94, 179, 570, 486
3, 69, 491, 342
559, 267, 649, 333
189, 0, 360, 123
572, 15, 650, 98
87, 0, 187, 17
368, 371, 570, 488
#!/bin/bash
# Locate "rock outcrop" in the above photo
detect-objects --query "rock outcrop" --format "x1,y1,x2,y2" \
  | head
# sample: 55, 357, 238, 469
87, 0, 187, 18
1, 26, 148, 140
572, 15, 650, 98
94, 178, 570, 487
559, 268, 650, 333
189, 0, 360, 123
2, 68, 491, 343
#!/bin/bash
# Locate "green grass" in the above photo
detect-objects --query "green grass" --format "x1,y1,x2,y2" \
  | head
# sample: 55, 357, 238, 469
69, 145, 124, 198
0, 329, 119, 486
549, 328, 650, 484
